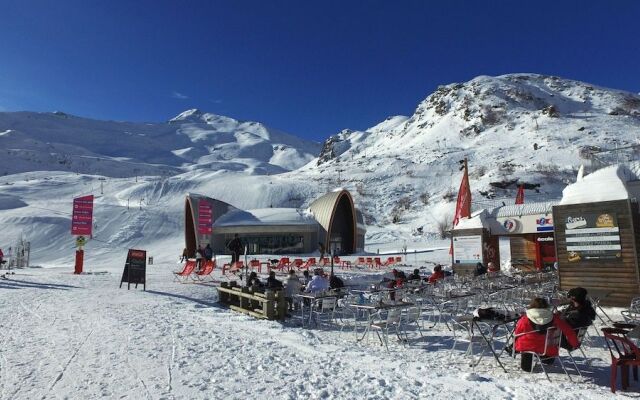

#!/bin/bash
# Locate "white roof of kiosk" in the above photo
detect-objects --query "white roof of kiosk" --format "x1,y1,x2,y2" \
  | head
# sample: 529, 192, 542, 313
560, 162, 640, 205
214, 208, 316, 227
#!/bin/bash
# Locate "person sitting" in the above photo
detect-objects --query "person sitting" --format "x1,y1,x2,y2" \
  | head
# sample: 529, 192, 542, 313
474, 262, 487, 276
246, 271, 263, 291
329, 273, 344, 290
305, 269, 329, 293
302, 270, 312, 286
487, 262, 499, 273
514, 297, 578, 371
407, 269, 422, 281
428, 265, 445, 284
285, 270, 303, 311
560, 287, 596, 349
265, 271, 284, 290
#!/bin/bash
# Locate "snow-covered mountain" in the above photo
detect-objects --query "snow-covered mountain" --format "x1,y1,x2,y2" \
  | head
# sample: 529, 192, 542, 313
0, 109, 320, 177
295, 73, 640, 238
1, 73, 640, 266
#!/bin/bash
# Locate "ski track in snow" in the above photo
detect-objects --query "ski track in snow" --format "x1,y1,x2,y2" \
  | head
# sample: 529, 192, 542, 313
0, 264, 623, 399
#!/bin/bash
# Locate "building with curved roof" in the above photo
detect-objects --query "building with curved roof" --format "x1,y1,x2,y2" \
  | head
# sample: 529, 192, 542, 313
184, 189, 365, 257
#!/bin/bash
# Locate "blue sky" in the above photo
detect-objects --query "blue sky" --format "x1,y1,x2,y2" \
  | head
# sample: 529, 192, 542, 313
0, 1, 639, 141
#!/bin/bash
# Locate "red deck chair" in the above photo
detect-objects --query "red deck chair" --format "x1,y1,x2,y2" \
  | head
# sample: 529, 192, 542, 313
195, 259, 216, 281
249, 259, 262, 273
222, 261, 244, 275
275, 257, 290, 271
319, 257, 330, 266
356, 257, 366, 266
174, 259, 196, 282
301, 257, 316, 270
366, 257, 374, 268
395, 256, 402, 264
373, 257, 383, 269
382, 257, 396, 267
291, 258, 304, 271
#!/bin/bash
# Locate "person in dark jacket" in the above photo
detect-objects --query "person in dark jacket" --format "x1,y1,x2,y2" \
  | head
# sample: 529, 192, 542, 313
204, 244, 213, 262
514, 297, 578, 371
329, 273, 344, 290
407, 269, 422, 281
560, 287, 596, 349
265, 271, 284, 290
247, 271, 263, 290
227, 234, 243, 264
474, 262, 487, 276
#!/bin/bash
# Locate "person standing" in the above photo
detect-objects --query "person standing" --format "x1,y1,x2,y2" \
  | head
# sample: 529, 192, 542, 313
318, 242, 326, 261
204, 244, 213, 262
227, 234, 243, 264
180, 247, 188, 262
195, 246, 204, 271
285, 270, 303, 312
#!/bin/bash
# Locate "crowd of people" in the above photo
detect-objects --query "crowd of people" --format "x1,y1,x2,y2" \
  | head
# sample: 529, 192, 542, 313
178, 240, 601, 375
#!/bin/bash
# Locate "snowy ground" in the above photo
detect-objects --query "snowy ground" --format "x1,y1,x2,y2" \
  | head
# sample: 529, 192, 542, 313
0, 259, 628, 400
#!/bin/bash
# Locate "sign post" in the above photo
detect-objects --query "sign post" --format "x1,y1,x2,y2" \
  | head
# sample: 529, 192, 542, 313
120, 249, 147, 290
71, 195, 93, 274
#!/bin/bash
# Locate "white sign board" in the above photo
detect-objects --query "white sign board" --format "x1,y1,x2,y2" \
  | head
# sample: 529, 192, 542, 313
453, 235, 482, 264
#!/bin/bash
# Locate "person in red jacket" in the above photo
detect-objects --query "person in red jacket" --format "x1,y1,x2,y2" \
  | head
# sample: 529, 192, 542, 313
428, 264, 445, 284
514, 297, 578, 371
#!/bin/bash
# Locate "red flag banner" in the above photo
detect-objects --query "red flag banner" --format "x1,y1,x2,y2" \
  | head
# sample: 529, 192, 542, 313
515, 185, 525, 205
71, 195, 94, 236
198, 200, 213, 235
452, 168, 471, 227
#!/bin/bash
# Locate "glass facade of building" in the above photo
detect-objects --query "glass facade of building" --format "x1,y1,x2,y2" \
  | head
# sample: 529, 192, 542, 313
242, 235, 305, 255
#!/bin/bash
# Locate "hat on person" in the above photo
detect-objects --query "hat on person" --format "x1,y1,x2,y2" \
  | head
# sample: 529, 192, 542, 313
567, 287, 588, 303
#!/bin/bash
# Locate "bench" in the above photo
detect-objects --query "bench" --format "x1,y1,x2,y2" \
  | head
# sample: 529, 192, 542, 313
217, 281, 287, 320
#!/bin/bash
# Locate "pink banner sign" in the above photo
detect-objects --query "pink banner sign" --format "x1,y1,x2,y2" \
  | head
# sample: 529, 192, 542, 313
71, 195, 94, 236
197, 201, 213, 235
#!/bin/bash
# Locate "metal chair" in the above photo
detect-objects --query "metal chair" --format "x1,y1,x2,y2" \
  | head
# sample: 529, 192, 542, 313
369, 307, 404, 351
621, 297, 640, 324
520, 327, 572, 381
310, 297, 337, 328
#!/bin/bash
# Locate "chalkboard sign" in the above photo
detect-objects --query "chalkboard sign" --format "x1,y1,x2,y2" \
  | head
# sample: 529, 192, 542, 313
120, 249, 146, 290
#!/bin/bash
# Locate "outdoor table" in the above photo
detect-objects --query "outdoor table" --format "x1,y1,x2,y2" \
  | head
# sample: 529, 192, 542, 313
348, 301, 414, 342
456, 311, 521, 373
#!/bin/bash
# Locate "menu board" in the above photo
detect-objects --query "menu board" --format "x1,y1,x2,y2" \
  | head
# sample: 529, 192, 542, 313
120, 249, 147, 290
565, 212, 621, 262
453, 235, 482, 264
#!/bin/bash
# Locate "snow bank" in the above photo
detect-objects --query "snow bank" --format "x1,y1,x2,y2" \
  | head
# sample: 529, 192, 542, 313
560, 163, 639, 205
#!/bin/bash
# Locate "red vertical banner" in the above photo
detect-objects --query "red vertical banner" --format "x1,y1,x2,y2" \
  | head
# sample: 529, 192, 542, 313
515, 185, 525, 205
452, 168, 471, 227
198, 200, 213, 235
71, 195, 94, 236
450, 163, 472, 255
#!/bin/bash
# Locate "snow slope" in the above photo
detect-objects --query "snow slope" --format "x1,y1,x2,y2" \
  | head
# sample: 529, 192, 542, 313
0, 264, 623, 399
